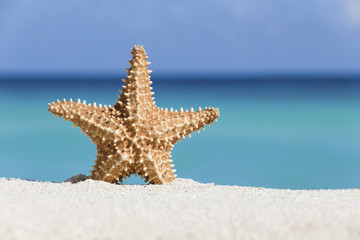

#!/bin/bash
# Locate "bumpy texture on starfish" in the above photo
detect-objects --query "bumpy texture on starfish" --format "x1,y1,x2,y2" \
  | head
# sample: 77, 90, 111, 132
49, 45, 220, 184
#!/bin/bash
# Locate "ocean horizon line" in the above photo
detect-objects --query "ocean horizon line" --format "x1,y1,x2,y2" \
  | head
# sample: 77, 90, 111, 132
1, 72, 360, 89
1, 71, 360, 80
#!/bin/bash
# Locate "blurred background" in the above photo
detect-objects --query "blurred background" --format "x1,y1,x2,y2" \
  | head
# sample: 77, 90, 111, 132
1, 0, 360, 189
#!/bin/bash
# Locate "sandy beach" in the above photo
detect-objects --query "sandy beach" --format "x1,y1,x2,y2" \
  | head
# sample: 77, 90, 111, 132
0, 178, 360, 240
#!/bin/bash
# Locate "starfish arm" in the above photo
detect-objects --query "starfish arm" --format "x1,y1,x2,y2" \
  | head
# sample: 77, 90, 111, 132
90, 143, 118, 183
90, 143, 133, 183
48, 98, 125, 142
155, 107, 220, 144
136, 145, 176, 184
114, 46, 156, 122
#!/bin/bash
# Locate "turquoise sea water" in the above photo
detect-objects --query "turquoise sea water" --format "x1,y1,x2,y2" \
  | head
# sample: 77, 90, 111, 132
1, 75, 360, 189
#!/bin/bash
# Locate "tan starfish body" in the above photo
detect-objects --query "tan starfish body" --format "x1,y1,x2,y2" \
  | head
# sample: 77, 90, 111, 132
49, 46, 220, 184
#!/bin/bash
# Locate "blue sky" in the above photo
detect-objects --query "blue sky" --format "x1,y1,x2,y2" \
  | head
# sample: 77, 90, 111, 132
0, 0, 360, 74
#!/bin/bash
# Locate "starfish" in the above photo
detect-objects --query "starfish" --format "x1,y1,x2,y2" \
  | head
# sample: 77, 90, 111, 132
48, 45, 220, 184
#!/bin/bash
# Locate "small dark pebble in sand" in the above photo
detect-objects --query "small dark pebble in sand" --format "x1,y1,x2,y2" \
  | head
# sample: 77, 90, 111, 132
64, 174, 90, 183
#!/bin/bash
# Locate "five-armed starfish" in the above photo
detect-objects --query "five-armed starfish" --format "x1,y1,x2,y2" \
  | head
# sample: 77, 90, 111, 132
49, 46, 220, 184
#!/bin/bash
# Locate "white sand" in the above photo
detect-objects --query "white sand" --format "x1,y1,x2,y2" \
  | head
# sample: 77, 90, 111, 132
0, 178, 360, 240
